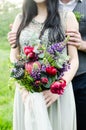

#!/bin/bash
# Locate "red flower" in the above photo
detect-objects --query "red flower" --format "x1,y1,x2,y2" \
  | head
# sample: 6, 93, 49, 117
59, 78, 66, 87
50, 79, 66, 95
27, 52, 35, 59
24, 46, 34, 56
41, 77, 48, 84
46, 66, 57, 76
35, 80, 41, 86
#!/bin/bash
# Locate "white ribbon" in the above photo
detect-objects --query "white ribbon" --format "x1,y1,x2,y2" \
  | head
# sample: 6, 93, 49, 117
24, 92, 52, 130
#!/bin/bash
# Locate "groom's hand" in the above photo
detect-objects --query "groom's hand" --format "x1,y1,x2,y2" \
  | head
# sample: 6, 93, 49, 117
7, 31, 17, 47
66, 30, 82, 49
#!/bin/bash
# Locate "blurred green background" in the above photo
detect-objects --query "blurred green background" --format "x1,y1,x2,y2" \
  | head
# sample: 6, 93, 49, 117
0, 1, 21, 129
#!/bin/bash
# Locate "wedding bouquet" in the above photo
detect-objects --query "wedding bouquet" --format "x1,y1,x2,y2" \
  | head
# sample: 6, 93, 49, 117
10, 37, 70, 95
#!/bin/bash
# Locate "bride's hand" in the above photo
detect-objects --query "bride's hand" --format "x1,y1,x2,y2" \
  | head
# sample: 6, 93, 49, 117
43, 90, 59, 108
20, 88, 29, 103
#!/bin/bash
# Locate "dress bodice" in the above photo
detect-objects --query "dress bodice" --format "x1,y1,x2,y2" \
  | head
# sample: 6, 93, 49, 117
19, 12, 67, 54
19, 19, 49, 54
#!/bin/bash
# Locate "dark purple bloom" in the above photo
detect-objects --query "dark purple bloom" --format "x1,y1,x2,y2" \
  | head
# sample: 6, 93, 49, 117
47, 48, 54, 54
41, 65, 46, 72
30, 69, 41, 80
47, 42, 66, 54
58, 63, 70, 77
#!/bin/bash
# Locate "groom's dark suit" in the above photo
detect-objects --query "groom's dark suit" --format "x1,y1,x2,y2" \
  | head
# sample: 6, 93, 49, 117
72, 0, 86, 130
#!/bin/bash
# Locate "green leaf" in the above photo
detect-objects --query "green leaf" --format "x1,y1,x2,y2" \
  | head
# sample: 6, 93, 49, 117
55, 63, 63, 68
48, 76, 53, 84
34, 46, 39, 53
44, 83, 50, 89
74, 11, 84, 22
38, 53, 44, 58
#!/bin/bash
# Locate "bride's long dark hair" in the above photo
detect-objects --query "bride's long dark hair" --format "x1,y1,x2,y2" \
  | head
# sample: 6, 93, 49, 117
16, 0, 64, 46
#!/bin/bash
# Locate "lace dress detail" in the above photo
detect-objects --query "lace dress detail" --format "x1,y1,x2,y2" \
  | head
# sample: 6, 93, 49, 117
13, 12, 76, 130
19, 19, 49, 54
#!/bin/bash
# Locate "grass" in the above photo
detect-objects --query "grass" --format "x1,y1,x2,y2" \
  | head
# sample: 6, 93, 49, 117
0, 49, 13, 130
0, 5, 20, 130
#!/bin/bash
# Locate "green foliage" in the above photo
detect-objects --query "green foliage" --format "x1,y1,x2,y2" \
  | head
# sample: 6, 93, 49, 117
45, 51, 69, 69
17, 73, 34, 92
0, 1, 21, 50
0, 1, 21, 129
0, 1, 16, 13
45, 52, 57, 66
0, 50, 14, 130
74, 11, 84, 22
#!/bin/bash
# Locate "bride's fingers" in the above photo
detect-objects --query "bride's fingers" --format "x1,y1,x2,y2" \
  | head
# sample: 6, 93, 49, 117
43, 90, 59, 107
46, 100, 53, 108
46, 96, 58, 108
45, 97, 51, 104
43, 93, 49, 100
43, 90, 52, 97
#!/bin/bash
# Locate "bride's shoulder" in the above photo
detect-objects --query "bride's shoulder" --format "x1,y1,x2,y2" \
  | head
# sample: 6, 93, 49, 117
14, 13, 22, 22
59, 11, 76, 20
12, 13, 22, 31
59, 11, 79, 31
66, 11, 77, 21
66, 11, 79, 31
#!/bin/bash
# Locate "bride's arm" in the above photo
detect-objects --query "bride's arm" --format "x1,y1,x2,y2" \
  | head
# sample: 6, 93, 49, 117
62, 12, 79, 85
43, 12, 79, 107
9, 14, 22, 63
9, 14, 29, 102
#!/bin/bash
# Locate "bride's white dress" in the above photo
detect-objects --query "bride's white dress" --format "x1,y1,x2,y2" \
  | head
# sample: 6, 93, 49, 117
13, 12, 76, 130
